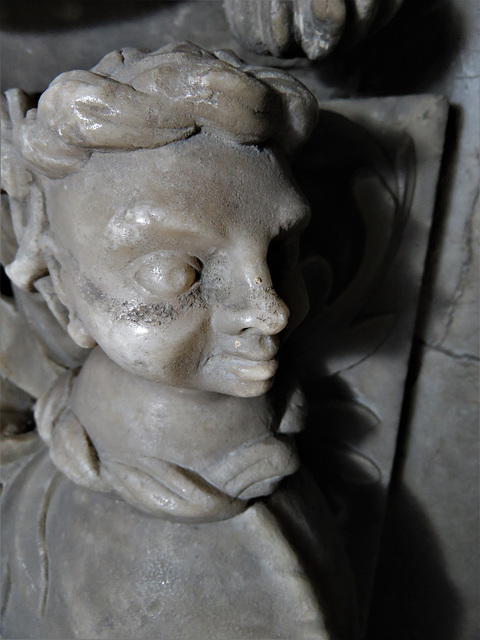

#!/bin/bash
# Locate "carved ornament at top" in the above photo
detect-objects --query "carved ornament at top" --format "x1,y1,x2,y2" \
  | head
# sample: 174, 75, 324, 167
224, 0, 404, 60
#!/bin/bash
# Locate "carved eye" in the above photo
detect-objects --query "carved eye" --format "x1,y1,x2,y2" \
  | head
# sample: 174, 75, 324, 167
131, 252, 201, 298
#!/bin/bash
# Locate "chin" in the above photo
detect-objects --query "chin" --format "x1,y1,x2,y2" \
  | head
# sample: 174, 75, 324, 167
213, 376, 276, 398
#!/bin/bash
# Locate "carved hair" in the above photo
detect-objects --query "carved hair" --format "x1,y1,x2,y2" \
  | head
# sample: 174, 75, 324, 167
2, 42, 318, 292
6, 42, 319, 181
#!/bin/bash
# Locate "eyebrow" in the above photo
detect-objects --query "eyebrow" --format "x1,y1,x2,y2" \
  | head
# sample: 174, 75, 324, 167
105, 200, 309, 250
104, 204, 229, 247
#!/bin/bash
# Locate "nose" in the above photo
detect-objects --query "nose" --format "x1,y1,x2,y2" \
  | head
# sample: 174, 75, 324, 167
212, 277, 290, 336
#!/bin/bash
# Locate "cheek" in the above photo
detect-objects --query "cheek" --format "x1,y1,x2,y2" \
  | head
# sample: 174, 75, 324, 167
80, 297, 212, 383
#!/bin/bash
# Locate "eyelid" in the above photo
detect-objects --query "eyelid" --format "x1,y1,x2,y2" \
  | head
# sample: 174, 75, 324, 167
128, 250, 201, 268
128, 251, 202, 298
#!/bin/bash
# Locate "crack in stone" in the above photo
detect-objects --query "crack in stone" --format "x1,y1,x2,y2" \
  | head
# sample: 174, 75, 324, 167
433, 182, 479, 350
416, 337, 479, 364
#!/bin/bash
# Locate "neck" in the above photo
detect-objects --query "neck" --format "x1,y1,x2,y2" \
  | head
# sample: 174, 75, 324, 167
36, 345, 301, 522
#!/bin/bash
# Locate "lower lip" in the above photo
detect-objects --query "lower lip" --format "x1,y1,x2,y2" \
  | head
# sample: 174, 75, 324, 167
231, 358, 279, 381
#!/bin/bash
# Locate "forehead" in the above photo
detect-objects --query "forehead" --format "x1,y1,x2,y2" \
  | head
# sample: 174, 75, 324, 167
45, 135, 309, 251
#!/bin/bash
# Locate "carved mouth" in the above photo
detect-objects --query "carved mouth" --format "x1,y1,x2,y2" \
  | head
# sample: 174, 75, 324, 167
229, 357, 279, 381
227, 335, 280, 363
205, 339, 280, 382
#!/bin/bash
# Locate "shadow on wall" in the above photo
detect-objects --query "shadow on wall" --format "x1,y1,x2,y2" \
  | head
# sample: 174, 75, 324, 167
287, 98, 462, 635
316, 0, 463, 96
0, 0, 170, 32
296, 363, 464, 639
296, 377, 464, 640
365, 481, 464, 640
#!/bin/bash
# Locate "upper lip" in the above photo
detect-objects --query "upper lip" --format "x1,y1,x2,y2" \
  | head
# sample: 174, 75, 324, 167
225, 336, 279, 362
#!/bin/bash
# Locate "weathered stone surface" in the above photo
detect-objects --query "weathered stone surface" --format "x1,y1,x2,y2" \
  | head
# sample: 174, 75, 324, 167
0, 1, 477, 637
2, 455, 355, 640
224, 0, 404, 60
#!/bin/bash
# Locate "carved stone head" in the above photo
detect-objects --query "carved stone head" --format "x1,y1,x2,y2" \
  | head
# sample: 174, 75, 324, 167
3, 43, 318, 398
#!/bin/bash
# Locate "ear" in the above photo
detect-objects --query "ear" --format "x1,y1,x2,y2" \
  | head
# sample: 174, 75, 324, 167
4, 182, 49, 290
2, 89, 97, 351
36, 255, 97, 350
2, 89, 49, 290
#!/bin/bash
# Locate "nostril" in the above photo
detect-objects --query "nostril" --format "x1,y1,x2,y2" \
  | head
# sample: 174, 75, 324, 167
212, 281, 290, 336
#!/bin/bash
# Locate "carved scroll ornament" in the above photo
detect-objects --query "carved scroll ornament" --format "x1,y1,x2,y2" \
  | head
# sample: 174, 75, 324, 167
224, 0, 405, 60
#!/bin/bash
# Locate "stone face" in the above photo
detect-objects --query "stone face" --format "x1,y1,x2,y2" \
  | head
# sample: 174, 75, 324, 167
1, 45, 321, 520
